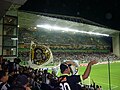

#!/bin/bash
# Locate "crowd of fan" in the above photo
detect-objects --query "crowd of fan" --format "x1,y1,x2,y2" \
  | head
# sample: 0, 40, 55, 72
0, 58, 59, 90
17, 51, 120, 65
19, 28, 111, 47
0, 58, 104, 90
1, 51, 119, 90
53, 52, 120, 63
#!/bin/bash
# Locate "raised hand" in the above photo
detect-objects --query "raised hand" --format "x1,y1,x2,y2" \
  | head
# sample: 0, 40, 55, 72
89, 60, 98, 65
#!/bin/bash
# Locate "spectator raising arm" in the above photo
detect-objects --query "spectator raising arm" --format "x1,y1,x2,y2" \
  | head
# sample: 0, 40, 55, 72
82, 60, 98, 80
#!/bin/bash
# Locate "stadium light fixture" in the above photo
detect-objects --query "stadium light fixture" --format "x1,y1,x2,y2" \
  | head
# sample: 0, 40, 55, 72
37, 24, 109, 37
11, 37, 18, 40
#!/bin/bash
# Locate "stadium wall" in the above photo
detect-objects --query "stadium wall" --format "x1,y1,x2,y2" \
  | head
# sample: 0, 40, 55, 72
112, 33, 120, 57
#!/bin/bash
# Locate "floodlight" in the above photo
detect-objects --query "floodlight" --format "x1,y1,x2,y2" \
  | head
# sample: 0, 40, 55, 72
37, 24, 109, 36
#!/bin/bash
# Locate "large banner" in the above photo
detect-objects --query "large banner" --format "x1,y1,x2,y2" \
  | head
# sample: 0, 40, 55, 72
28, 42, 53, 68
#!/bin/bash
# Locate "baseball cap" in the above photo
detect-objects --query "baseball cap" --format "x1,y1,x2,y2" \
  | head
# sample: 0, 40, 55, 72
60, 63, 71, 73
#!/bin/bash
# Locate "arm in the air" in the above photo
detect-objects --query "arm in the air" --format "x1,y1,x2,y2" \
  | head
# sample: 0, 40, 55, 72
82, 60, 97, 80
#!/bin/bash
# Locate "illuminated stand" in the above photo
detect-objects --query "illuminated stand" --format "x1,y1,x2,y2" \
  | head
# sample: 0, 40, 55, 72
28, 41, 53, 69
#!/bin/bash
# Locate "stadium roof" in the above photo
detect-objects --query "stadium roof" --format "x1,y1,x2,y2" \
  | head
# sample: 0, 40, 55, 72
1, 0, 120, 37
18, 11, 119, 37
18, 0, 120, 31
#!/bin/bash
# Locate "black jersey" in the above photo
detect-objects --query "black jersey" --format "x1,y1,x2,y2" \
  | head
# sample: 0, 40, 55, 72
58, 75, 82, 90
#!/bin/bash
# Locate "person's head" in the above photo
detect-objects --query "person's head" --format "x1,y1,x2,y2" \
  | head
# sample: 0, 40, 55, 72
44, 69, 48, 74
60, 63, 71, 74
0, 70, 9, 83
16, 75, 29, 87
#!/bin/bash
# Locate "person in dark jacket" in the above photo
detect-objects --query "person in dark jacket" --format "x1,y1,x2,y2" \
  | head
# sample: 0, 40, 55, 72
59, 60, 97, 90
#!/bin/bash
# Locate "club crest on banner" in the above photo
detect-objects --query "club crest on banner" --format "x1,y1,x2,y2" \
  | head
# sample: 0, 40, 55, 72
29, 42, 53, 68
